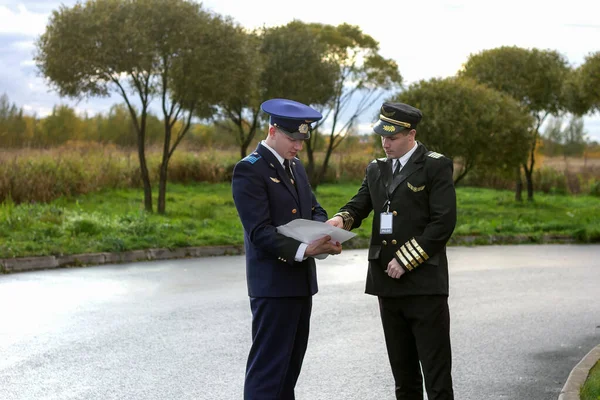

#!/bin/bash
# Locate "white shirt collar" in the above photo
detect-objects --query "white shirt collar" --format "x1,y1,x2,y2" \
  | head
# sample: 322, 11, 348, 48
261, 140, 285, 166
396, 142, 418, 168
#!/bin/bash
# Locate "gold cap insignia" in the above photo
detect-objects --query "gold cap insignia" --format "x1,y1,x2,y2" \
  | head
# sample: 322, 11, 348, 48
381, 107, 395, 117
299, 124, 309, 134
383, 125, 395, 132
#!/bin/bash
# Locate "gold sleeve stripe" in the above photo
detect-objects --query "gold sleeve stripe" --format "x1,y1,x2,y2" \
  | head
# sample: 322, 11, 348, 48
395, 251, 413, 271
406, 242, 424, 264
410, 238, 429, 260
400, 246, 419, 267
334, 211, 354, 231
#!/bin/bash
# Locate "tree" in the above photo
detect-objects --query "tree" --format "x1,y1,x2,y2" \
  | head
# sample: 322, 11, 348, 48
36, 0, 249, 213
94, 104, 136, 146
39, 105, 82, 147
0, 93, 27, 148
395, 77, 532, 184
541, 117, 565, 157
563, 116, 587, 157
543, 116, 587, 158
215, 20, 338, 159
574, 52, 600, 113
460, 46, 570, 201
565, 51, 600, 121
306, 23, 403, 188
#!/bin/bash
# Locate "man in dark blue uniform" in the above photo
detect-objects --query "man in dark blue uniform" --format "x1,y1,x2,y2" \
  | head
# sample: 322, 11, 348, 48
232, 98, 343, 400
327, 102, 457, 400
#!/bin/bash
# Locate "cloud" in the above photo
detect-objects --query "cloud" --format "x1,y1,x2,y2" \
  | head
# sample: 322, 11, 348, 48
19, 59, 35, 67
11, 39, 34, 50
0, 4, 49, 36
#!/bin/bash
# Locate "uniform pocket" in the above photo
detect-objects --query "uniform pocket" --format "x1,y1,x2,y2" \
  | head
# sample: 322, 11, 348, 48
368, 245, 381, 261
425, 253, 440, 266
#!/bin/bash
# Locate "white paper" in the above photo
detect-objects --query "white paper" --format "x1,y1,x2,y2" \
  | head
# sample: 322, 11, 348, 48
276, 219, 356, 244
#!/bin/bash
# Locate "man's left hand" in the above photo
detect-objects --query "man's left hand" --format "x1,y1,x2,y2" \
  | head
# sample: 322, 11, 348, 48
385, 258, 405, 279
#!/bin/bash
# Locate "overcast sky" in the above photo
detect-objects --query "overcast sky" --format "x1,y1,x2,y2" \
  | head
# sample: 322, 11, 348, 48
1, 0, 599, 141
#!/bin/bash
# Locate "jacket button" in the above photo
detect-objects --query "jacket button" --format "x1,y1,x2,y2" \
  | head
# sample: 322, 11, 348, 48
392, 240, 397, 245
292, 209, 297, 214
392, 211, 397, 216
382, 240, 387, 245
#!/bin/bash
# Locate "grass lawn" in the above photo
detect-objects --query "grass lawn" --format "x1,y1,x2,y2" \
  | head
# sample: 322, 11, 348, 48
0, 182, 598, 259
581, 360, 600, 400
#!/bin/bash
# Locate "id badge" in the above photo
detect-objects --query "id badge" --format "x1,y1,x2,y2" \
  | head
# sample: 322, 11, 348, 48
380, 212, 393, 235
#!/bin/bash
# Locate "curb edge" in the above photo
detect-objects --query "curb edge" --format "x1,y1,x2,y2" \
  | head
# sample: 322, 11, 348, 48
558, 344, 600, 400
0, 245, 245, 274
0, 235, 581, 275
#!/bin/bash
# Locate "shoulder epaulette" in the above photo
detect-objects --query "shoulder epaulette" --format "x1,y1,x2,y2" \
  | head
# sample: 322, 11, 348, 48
426, 151, 444, 159
242, 153, 261, 164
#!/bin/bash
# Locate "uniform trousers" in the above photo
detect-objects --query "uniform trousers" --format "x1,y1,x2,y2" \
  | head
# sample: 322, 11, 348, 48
378, 295, 454, 400
244, 296, 312, 400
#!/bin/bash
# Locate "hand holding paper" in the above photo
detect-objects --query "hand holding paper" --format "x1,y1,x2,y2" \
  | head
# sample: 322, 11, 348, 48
276, 219, 356, 244
305, 235, 342, 258
277, 219, 355, 260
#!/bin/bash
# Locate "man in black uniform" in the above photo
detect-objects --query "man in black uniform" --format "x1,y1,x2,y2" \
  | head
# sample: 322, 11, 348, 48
327, 102, 457, 400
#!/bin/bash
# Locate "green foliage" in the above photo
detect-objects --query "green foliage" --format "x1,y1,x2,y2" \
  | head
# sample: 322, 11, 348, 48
453, 187, 599, 242
0, 93, 28, 147
38, 105, 82, 146
0, 184, 598, 259
35, 0, 254, 213
460, 46, 572, 200
0, 146, 241, 204
568, 51, 600, 115
542, 116, 587, 157
580, 361, 600, 400
460, 46, 570, 115
260, 21, 338, 105
395, 77, 532, 184
214, 19, 342, 158
302, 21, 403, 187
2, 146, 600, 204
589, 180, 600, 197
534, 167, 569, 194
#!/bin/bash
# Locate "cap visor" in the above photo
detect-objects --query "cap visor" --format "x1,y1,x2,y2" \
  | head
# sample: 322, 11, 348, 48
373, 121, 403, 136
279, 127, 310, 140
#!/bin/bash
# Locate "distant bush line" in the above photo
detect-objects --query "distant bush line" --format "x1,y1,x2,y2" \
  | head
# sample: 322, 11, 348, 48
1, 144, 599, 204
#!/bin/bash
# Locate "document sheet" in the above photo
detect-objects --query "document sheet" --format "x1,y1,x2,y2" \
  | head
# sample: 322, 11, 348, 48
276, 219, 356, 244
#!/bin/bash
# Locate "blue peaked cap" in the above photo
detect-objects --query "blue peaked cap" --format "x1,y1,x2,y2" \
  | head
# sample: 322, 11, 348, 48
261, 98, 322, 140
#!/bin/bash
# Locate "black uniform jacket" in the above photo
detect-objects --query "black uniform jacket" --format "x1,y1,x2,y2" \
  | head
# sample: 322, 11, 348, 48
232, 143, 328, 298
339, 142, 456, 297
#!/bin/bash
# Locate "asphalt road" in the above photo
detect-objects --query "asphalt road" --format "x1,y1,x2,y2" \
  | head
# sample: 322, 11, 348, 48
1, 244, 599, 400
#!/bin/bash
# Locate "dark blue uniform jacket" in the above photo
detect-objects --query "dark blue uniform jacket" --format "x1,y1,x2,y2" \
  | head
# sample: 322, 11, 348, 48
232, 143, 328, 298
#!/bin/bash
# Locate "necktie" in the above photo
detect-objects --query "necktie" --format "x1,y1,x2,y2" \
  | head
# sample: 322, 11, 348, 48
283, 159, 295, 186
393, 159, 401, 178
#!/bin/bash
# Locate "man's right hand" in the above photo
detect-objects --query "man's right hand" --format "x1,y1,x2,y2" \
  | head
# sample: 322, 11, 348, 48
305, 235, 342, 257
325, 216, 344, 229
